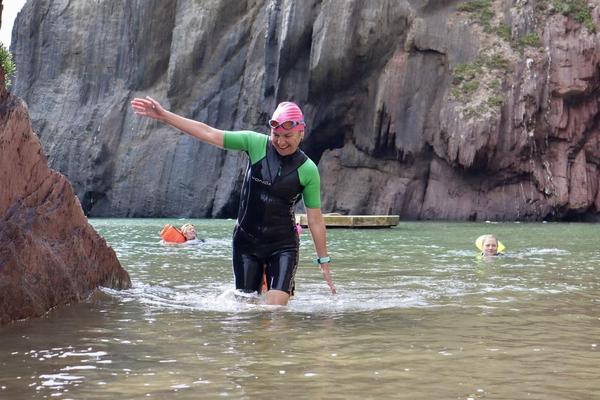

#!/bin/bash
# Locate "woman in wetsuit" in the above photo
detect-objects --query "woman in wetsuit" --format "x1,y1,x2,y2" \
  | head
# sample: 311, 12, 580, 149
131, 97, 336, 305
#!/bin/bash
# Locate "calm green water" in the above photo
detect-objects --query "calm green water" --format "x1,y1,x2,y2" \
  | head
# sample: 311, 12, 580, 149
1, 219, 599, 399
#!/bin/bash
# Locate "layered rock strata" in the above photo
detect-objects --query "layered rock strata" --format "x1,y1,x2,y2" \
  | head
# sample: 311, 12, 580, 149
11, 0, 600, 221
0, 72, 131, 326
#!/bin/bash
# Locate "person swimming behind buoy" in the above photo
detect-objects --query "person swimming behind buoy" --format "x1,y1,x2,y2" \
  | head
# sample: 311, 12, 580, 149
160, 223, 201, 244
475, 234, 505, 257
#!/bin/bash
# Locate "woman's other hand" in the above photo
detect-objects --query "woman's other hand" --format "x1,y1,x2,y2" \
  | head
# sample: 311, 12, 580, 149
131, 96, 165, 121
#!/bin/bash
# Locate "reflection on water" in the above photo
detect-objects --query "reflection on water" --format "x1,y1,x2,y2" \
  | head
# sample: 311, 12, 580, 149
1, 220, 599, 399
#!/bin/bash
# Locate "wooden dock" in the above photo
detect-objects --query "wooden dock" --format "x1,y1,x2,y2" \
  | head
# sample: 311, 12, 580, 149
295, 214, 399, 228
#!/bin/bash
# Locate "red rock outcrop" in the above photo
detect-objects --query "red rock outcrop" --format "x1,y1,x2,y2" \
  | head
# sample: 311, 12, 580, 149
0, 71, 131, 326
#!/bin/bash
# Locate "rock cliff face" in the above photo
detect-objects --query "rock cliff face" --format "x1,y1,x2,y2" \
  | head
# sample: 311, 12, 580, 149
0, 71, 131, 326
11, 0, 600, 221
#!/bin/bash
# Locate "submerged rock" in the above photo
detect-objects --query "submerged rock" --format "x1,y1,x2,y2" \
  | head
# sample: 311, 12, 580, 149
0, 73, 131, 326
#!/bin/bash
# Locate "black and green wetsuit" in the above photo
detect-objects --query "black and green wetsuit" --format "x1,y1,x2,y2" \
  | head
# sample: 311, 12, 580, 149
223, 130, 321, 294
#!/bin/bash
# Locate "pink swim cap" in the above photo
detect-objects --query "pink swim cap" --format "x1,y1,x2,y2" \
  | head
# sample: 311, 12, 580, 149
270, 102, 305, 132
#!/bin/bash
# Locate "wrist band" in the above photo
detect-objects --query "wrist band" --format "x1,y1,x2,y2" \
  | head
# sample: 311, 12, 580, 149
313, 256, 331, 265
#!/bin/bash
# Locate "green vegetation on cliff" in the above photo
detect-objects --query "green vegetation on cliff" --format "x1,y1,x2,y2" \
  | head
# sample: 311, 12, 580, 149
0, 43, 17, 88
451, 52, 510, 118
553, 0, 595, 32
454, 0, 596, 122
452, 53, 510, 92
457, 0, 494, 30
538, 0, 596, 32
452, 0, 556, 119
460, 0, 597, 34
458, 0, 546, 53
515, 32, 543, 53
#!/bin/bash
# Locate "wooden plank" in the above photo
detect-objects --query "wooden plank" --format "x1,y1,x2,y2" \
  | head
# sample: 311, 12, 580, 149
295, 214, 399, 228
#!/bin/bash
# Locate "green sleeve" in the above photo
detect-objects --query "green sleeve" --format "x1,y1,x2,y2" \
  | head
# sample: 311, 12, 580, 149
223, 130, 267, 164
298, 158, 321, 208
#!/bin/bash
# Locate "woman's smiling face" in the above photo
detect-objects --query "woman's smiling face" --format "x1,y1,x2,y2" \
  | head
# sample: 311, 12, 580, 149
270, 129, 304, 156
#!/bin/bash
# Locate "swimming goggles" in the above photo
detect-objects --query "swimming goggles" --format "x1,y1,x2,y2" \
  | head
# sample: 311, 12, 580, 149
268, 119, 305, 130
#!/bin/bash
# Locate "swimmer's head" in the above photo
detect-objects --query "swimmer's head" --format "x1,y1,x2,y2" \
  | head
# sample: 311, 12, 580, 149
269, 102, 305, 133
180, 223, 196, 240
268, 101, 306, 156
481, 234, 498, 256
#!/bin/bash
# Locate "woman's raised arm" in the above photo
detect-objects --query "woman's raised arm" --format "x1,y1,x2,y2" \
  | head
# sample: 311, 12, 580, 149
131, 96, 224, 148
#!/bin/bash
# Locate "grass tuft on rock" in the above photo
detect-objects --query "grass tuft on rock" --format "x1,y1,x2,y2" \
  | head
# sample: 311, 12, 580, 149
451, 51, 511, 119
514, 32, 543, 53
540, 0, 597, 33
558, 0, 596, 33
457, 0, 495, 32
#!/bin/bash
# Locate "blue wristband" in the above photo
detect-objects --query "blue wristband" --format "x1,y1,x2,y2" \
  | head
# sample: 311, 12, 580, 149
313, 256, 331, 265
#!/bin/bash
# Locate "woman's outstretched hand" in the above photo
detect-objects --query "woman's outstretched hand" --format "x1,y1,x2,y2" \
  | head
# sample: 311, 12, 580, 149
319, 264, 337, 294
131, 96, 165, 121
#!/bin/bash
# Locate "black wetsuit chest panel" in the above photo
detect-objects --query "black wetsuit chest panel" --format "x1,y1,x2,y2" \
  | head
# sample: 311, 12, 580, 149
237, 141, 307, 241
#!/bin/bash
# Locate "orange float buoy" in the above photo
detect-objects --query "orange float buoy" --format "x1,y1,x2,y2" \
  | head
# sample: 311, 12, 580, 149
160, 224, 187, 243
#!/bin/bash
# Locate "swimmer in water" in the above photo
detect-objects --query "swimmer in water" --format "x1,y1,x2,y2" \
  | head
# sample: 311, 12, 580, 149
476, 234, 505, 257
160, 223, 202, 243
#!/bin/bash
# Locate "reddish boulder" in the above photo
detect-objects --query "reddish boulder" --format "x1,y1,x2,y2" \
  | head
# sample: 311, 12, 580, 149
0, 72, 130, 326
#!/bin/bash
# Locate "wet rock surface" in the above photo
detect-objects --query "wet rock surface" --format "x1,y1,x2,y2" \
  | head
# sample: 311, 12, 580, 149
0, 75, 131, 326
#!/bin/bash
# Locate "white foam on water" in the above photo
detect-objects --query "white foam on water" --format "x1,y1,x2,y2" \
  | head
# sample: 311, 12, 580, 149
38, 373, 85, 388
60, 366, 97, 371
445, 250, 479, 257
104, 282, 431, 314
520, 248, 571, 256
59, 351, 107, 358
